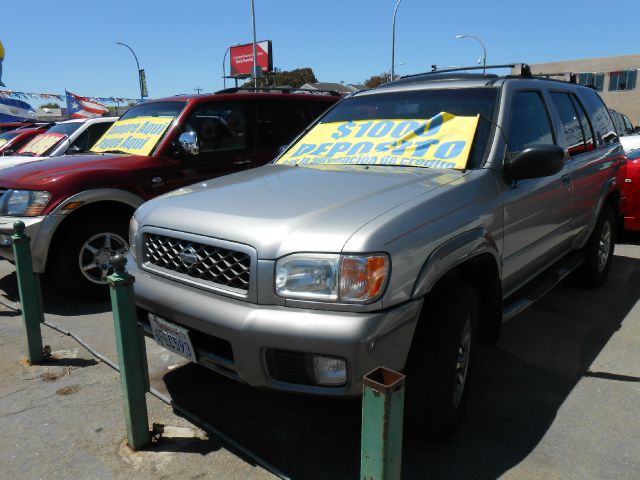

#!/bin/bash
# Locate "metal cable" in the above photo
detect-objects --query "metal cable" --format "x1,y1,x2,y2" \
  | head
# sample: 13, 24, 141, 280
40, 320, 290, 480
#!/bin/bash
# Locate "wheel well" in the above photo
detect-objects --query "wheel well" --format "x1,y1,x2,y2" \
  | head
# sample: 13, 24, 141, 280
426, 254, 502, 344
46, 201, 135, 272
605, 189, 621, 215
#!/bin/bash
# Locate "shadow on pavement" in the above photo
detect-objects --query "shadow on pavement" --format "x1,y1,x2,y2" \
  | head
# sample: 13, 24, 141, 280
0, 270, 111, 316
161, 253, 640, 479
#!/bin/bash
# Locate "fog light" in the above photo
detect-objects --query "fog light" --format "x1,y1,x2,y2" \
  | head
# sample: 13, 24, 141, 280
313, 355, 347, 386
0, 234, 11, 247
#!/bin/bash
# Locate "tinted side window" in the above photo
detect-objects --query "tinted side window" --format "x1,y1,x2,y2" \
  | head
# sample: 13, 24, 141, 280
570, 96, 595, 152
256, 101, 313, 149
508, 91, 554, 156
87, 123, 113, 149
69, 129, 90, 153
550, 92, 586, 157
184, 103, 247, 153
579, 89, 618, 145
310, 101, 333, 119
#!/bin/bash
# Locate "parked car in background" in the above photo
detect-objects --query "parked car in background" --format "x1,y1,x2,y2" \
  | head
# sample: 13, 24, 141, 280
0, 89, 340, 297
609, 109, 640, 153
620, 133, 640, 153
129, 67, 623, 439
0, 117, 117, 169
609, 109, 637, 136
0, 122, 36, 133
620, 148, 640, 231
0, 123, 52, 156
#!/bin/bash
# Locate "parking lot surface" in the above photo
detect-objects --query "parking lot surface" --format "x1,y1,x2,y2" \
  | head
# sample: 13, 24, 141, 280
0, 237, 639, 479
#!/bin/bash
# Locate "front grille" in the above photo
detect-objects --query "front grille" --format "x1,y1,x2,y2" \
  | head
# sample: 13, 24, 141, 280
266, 349, 315, 385
143, 233, 251, 291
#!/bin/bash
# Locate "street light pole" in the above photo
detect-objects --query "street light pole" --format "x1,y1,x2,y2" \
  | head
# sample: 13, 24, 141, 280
115, 42, 143, 101
250, 0, 260, 88
222, 44, 239, 90
456, 34, 487, 74
391, 0, 402, 81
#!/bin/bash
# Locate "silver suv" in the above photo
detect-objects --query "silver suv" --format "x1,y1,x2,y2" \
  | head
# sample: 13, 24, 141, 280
128, 65, 624, 438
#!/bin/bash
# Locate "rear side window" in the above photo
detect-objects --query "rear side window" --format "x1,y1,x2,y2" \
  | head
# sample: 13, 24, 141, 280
256, 101, 314, 148
550, 92, 594, 157
579, 89, 618, 145
508, 91, 554, 156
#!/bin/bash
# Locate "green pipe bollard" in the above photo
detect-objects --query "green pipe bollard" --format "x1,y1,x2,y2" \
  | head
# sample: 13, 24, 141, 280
11, 221, 45, 364
360, 367, 405, 480
109, 254, 150, 450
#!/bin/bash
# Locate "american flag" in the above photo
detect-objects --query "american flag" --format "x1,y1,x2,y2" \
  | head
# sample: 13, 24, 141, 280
65, 90, 108, 119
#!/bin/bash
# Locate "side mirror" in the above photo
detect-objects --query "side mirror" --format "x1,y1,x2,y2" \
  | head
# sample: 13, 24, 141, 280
67, 145, 83, 154
507, 145, 565, 180
178, 131, 200, 156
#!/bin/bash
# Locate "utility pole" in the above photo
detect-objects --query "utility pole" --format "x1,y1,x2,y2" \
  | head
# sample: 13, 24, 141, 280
194, 86, 203, 94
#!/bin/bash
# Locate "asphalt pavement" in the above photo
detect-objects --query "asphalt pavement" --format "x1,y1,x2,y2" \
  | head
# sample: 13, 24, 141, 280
0, 236, 639, 479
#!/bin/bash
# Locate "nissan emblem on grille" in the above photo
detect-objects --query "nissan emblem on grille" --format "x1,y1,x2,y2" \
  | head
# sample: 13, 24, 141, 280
179, 247, 198, 268
143, 233, 251, 291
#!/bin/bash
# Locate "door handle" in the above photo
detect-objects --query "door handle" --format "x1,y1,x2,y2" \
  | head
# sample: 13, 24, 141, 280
234, 159, 253, 166
561, 174, 571, 186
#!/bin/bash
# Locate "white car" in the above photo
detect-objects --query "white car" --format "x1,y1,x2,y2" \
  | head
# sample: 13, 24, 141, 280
620, 134, 640, 153
0, 117, 117, 169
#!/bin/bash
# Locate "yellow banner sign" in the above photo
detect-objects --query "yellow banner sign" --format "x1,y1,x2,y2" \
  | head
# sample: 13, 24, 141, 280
276, 112, 479, 170
18, 133, 65, 156
91, 116, 174, 155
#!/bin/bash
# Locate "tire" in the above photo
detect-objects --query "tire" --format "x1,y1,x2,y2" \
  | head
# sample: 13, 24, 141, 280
47, 216, 129, 300
405, 279, 478, 441
576, 204, 616, 288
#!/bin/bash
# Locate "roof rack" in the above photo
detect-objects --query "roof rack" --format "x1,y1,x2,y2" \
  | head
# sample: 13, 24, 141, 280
397, 63, 533, 81
214, 87, 342, 96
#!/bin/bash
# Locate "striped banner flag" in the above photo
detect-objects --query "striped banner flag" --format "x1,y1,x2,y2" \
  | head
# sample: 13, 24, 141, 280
65, 90, 108, 118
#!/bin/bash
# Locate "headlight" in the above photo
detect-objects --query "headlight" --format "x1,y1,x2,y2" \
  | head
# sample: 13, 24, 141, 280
0, 190, 51, 216
129, 216, 139, 259
275, 253, 389, 303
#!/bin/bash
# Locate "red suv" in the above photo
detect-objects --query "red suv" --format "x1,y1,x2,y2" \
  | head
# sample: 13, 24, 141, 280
0, 89, 340, 297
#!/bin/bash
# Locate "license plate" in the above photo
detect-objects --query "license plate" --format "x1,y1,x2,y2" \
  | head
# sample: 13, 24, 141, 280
148, 313, 197, 362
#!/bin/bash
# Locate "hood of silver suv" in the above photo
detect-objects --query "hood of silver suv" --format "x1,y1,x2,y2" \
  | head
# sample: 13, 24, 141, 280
137, 164, 465, 259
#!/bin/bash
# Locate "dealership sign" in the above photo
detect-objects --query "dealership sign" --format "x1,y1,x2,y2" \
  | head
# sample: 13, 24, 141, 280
230, 41, 273, 77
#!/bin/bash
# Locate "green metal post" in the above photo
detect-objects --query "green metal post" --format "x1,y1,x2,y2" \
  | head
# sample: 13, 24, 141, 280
361, 367, 406, 480
11, 221, 44, 363
109, 254, 150, 450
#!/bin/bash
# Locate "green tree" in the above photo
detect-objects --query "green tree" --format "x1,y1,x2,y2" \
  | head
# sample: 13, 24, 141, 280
243, 67, 317, 89
41, 102, 60, 109
363, 73, 389, 89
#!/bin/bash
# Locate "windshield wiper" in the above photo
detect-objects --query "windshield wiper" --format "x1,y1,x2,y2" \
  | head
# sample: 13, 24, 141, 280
98, 149, 129, 154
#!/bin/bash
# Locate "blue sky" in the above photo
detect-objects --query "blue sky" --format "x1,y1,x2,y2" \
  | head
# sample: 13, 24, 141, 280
1, 0, 639, 104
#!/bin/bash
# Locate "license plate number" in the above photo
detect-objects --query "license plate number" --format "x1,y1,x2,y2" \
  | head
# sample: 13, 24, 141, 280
148, 313, 196, 362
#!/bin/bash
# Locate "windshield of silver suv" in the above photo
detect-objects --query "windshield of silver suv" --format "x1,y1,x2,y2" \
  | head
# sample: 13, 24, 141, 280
276, 88, 498, 170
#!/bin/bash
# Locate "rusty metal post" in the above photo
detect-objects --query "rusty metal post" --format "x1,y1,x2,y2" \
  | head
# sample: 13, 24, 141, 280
360, 367, 405, 480
109, 254, 150, 450
11, 220, 45, 363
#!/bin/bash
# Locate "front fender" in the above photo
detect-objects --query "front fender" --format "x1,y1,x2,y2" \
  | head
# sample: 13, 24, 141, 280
50, 188, 145, 215
411, 228, 501, 298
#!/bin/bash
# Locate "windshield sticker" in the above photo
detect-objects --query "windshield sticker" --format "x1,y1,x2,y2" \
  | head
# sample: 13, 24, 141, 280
0, 138, 8, 148
90, 116, 174, 155
17, 133, 66, 156
276, 113, 479, 169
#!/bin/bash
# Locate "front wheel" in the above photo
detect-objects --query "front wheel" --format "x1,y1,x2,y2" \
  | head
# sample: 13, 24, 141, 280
47, 217, 129, 299
405, 280, 478, 440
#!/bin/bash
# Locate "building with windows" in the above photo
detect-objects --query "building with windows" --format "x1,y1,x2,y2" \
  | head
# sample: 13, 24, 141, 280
523, 54, 640, 125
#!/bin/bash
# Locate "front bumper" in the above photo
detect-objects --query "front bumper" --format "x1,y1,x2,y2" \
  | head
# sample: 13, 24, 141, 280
0, 215, 63, 272
130, 260, 422, 396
